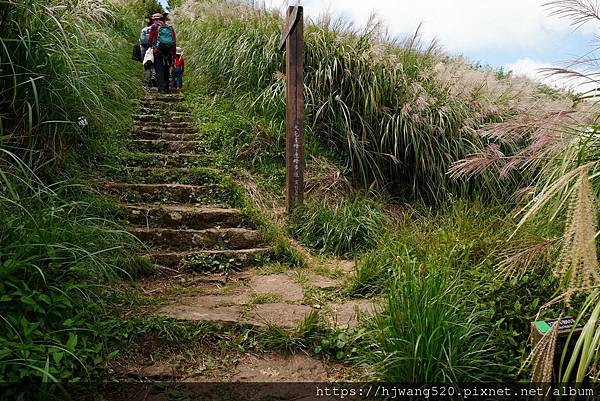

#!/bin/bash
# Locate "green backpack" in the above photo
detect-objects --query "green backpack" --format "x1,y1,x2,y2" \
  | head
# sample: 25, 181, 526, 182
156, 25, 174, 52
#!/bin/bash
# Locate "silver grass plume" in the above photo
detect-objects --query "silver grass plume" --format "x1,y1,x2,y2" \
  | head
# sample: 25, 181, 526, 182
523, 317, 560, 386
557, 168, 600, 303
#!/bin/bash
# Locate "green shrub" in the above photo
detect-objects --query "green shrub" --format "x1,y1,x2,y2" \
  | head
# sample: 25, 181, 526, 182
289, 197, 388, 257
359, 263, 500, 383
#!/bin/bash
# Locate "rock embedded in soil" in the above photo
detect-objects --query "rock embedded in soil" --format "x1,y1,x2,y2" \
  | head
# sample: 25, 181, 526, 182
307, 274, 339, 290
327, 300, 376, 329
248, 273, 304, 302
233, 353, 330, 382
246, 303, 313, 328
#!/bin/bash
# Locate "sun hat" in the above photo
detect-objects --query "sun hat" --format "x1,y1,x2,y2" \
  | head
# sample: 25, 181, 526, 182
176, 47, 183, 55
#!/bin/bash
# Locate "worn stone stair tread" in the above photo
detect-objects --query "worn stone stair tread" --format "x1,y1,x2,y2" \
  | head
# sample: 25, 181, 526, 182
135, 126, 197, 133
138, 108, 192, 116
133, 113, 191, 121
134, 121, 194, 128
121, 166, 217, 175
141, 97, 183, 104
121, 204, 245, 229
134, 118, 194, 126
133, 138, 198, 146
146, 247, 272, 268
156, 294, 376, 329
156, 300, 313, 328
118, 153, 209, 168
105, 182, 220, 203
131, 139, 199, 154
128, 226, 264, 250
134, 131, 199, 141
106, 182, 209, 191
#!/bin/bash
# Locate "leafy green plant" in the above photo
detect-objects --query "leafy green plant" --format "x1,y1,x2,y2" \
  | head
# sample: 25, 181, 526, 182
314, 329, 359, 361
185, 253, 245, 274
289, 197, 388, 257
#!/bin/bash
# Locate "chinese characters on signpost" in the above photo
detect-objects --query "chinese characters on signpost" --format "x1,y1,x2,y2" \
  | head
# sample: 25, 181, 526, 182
279, 5, 304, 213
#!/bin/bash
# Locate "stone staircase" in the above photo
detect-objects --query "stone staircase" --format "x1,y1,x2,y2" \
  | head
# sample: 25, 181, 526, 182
106, 91, 271, 276
105, 91, 377, 383
106, 91, 374, 360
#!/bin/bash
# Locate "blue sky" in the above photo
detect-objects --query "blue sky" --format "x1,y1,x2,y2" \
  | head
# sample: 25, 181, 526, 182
165, 0, 598, 86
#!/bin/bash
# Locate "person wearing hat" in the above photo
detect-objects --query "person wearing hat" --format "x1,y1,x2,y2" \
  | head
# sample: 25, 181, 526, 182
171, 47, 185, 90
148, 12, 177, 93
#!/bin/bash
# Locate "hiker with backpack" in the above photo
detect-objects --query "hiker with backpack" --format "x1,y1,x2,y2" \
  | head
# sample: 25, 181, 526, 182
148, 13, 176, 93
139, 19, 154, 87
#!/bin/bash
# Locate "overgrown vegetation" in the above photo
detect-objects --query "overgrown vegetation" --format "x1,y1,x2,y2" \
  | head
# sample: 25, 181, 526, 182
289, 197, 388, 257
176, 0, 574, 203
172, 0, 580, 383
359, 263, 499, 383
0, 0, 143, 381
4, 0, 600, 388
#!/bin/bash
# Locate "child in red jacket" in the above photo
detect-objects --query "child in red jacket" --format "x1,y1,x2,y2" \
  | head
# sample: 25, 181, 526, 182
172, 47, 185, 90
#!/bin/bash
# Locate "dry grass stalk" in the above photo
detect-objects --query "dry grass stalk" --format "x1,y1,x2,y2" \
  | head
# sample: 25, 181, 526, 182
236, 124, 272, 162
498, 239, 558, 279
557, 169, 600, 303
304, 156, 352, 206
528, 317, 560, 385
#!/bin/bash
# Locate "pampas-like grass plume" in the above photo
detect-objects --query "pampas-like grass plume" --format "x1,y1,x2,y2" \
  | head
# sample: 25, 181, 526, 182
556, 169, 600, 303
529, 318, 560, 385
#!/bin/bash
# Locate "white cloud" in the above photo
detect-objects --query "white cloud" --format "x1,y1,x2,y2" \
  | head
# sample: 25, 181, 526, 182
263, 0, 594, 53
506, 57, 597, 94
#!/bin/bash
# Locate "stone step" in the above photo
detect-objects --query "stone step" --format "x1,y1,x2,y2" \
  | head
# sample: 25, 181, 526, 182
143, 94, 184, 101
111, 167, 220, 186
140, 99, 187, 111
119, 153, 208, 168
141, 96, 182, 104
138, 108, 192, 117
134, 126, 197, 135
129, 227, 264, 251
135, 131, 199, 141
131, 139, 198, 154
133, 114, 192, 124
147, 248, 272, 269
156, 280, 375, 329
105, 182, 220, 203
122, 204, 246, 229
134, 121, 193, 129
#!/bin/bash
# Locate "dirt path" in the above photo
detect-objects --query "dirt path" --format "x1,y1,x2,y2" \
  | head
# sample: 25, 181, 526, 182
104, 91, 374, 383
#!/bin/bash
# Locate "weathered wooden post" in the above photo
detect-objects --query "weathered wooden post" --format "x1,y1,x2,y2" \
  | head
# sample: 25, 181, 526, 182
279, 5, 304, 213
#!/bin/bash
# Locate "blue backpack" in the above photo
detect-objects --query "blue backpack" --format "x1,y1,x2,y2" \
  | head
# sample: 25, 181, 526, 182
139, 27, 150, 46
156, 25, 175, 52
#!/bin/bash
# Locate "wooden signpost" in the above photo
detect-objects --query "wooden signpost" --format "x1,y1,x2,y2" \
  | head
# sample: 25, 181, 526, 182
279, 5, 304, 213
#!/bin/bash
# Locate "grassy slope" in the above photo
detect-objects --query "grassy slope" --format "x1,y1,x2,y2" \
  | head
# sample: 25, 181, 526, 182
171, 0, 575, 382
0, 0, 160, 383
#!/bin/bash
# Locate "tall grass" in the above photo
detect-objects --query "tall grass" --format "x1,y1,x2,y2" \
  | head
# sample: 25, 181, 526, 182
0, 0, 143, 381
448, 0, 600, 382
0, 0, 138, 167
175, 0, 563, 202
358, 262, 499, 383
289, 197, 388, 257
0, 152, 140, 381
346, 201, 560, 378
